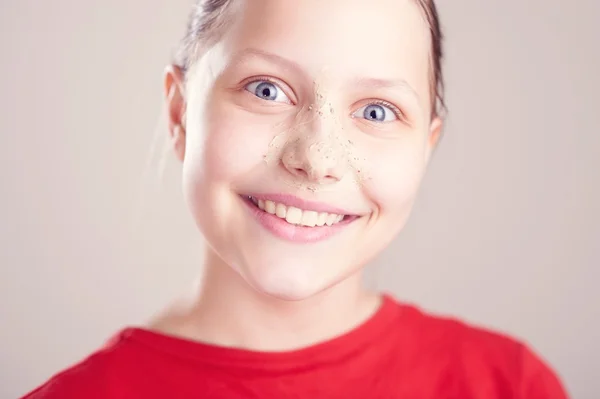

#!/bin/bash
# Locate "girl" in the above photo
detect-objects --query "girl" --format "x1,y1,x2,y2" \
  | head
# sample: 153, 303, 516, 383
23, 0, 569, 397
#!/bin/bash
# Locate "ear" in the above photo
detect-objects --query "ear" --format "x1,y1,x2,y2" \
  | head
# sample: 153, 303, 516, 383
424, 116, 443, 164
164, 65, 186, 162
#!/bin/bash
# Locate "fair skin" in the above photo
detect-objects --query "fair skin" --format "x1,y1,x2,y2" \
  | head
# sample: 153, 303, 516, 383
155, 0, 442, 351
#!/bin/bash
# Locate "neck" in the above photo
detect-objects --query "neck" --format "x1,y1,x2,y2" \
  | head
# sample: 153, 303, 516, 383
152, 247, 381, 352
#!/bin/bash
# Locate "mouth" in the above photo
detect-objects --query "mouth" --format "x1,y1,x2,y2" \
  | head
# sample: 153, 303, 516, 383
246, 195, 350, 227
240, 194, 360, 243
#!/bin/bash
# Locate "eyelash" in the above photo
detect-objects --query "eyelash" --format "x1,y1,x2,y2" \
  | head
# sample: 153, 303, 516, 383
239, 76, 407, 122
365, 99, 405, 122
245, 75, 279, 86
242, 75, 294, 100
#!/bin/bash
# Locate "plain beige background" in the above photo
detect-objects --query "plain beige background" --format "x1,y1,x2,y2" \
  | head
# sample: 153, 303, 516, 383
1, 0, 598, 397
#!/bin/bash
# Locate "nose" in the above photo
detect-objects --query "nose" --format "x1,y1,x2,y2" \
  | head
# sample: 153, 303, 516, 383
281, 128, 348, 185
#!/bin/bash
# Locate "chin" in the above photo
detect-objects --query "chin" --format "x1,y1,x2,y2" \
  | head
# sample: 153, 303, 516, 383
238, 251, 363, 303
260, 287, 321, 302
239, 260, 336, 302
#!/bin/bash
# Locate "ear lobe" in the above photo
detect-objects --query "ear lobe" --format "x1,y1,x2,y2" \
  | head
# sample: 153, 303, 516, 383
425, 116, 443, 164
172, 124, 186, 162
164, 65, 187, 162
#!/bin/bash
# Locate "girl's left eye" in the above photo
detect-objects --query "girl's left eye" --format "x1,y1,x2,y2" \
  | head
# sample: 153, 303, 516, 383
353, 103, 398, 123
244, 80, 291, 104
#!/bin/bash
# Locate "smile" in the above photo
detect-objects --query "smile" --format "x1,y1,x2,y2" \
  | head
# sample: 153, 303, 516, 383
241, 194, 360, 243
249, 196, 346, 227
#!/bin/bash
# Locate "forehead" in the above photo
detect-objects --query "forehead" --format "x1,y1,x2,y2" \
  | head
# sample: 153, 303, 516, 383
222, 0, 431, 99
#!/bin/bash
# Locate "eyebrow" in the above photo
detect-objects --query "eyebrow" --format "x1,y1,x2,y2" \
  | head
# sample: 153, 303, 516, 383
350, 77, 421, 103
228, 48, 307, 77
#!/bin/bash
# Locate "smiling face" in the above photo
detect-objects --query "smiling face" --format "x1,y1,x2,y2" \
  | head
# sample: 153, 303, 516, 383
167, 0, 442, 300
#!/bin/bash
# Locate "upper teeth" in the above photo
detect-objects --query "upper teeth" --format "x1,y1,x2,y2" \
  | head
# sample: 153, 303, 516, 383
251, 197, 345, 227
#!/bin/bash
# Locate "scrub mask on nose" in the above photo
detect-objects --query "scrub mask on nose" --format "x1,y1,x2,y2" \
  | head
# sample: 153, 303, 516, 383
262, 70, 371, 191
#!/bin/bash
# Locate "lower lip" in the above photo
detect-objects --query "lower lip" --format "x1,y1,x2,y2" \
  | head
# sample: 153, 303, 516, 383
241, 196, 358, 243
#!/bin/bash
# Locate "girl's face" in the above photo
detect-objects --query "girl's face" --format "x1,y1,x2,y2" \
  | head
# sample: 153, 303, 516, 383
169, 0, 442, 300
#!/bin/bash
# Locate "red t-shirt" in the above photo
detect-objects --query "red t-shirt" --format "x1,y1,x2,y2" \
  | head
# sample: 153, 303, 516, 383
22, 295, 569, 398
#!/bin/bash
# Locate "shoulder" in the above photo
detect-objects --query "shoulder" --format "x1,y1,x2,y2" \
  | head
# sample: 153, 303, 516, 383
390, 299, 570, 398
20, 330, 137, 399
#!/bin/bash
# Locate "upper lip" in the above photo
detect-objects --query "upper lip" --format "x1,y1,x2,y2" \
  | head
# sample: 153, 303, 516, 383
245, 193, 359, 216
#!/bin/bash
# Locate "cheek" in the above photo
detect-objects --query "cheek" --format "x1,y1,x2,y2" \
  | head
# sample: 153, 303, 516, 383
363, 136, 428, 214
185, 102, 274, 184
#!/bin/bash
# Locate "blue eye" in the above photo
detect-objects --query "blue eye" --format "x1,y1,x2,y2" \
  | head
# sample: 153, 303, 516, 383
353, 103, 398, 122
245, 80, 291, 103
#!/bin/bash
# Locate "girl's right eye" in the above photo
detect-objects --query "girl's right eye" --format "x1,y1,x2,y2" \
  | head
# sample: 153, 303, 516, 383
244, 80, 291, 104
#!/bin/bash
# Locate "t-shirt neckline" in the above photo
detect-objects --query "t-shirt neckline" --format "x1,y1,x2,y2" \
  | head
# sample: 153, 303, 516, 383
119, 294, 402, 372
